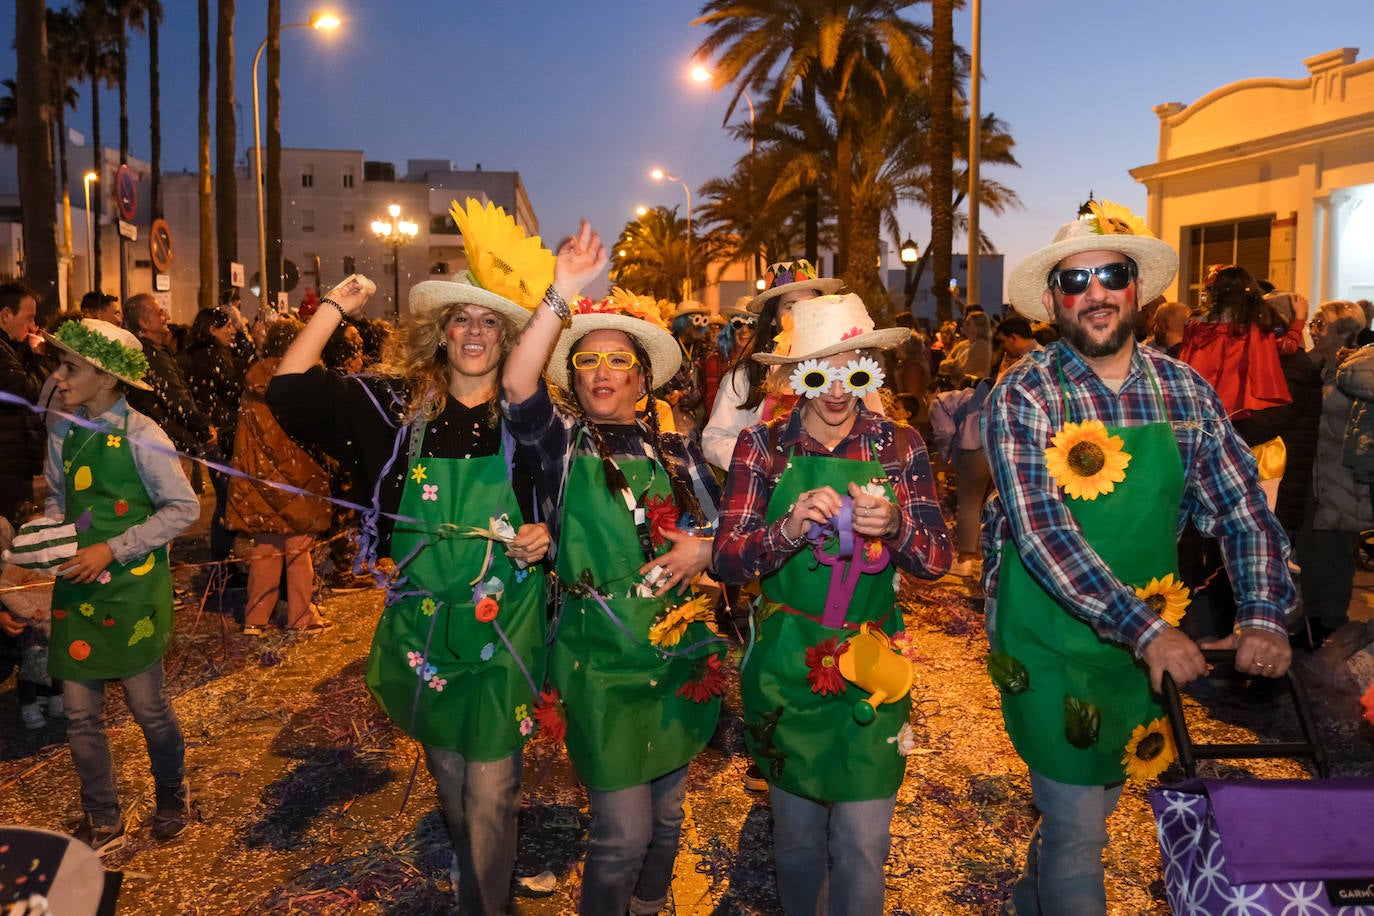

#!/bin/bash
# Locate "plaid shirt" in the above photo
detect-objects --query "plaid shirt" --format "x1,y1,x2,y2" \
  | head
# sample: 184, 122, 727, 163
981, 341, 1293, 655
713, 403, 952, 583
501, 379, 721, 543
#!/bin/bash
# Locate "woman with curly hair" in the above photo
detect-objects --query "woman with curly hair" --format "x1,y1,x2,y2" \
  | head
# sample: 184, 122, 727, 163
266, 203, 554, 915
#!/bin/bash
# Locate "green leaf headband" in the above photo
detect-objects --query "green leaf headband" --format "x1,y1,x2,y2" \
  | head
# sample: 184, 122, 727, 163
53, 320, 150, 382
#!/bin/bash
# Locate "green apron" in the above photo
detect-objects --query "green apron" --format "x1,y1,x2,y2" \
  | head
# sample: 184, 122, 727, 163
993, 368, 1182, 785
740, 442, 906, 803
51, 410, 173, 680
364, 423, 545, 760
552, 446, 722, 792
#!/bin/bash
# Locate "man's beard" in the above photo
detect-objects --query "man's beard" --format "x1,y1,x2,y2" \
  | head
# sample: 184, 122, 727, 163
1056, 302, 1137, 359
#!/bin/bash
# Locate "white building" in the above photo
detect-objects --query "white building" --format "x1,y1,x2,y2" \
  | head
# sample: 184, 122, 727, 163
1131, 47, 1374, 308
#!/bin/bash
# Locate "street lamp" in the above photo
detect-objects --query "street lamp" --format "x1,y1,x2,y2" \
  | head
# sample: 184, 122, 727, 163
650, 168, 692, 299
371, 203, 419, 319
83, 171, 98, 290
900, 237, 920, 312
253, 11, 340, 315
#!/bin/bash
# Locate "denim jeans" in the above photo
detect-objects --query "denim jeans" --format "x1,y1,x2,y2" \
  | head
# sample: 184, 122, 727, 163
582, 765, 688, 916
768, 784, 896, 916
1006, 770, 1124, 916
423, 746, 521, 916
63, 660, 185, 825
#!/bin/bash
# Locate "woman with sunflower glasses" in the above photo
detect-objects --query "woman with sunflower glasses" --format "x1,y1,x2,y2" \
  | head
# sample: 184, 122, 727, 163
713, 292, 952, 914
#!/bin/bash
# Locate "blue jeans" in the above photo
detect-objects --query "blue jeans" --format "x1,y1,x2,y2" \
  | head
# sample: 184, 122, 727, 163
1006, 771, 1124, 916
63, 660, 185, 825
582, 765, 688, 916
423, 746, 521, 916
768, 784, 896, 916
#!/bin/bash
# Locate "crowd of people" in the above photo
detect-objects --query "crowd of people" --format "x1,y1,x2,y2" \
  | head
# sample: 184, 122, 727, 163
1, 194, 1368, 915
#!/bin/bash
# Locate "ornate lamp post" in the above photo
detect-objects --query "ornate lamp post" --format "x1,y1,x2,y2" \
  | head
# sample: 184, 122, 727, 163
900, 237, 920, 313
372, 203, 419, 319
650, 168, 692, 299
83, 171, 98, 290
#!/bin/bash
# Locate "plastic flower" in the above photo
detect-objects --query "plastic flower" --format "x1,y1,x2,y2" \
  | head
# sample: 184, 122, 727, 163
888, 722, 917, 756
480, 642, 496, 661
475, 597, 500, 622
644, 495, 680, 547
519, 716, 534, 735
422, 484, 439, 501
79, 602, 95, 617
863, 539, 884, 563
420, 597, 437, 617
1135, 574, 1190, 627
429, 676, 447, 692
648, 594, 713, 648
96, 570, 111, 584
889, 630, 919, 662
515, 704, 529, 721
106, 435, 122, 449
841, 356, 884, 398
1044, 420, 1131, 500
421, 663, 438, 681
1122, 717, 1175, 781
676, 655, 726, 704
534, 689, 567, 743
789, 358, 834, 400
407, 650, 424, 669
1087, 199, 1150, 238
410, 464, 427, 484
805, 637, 849, 696
772, 313, 795, 358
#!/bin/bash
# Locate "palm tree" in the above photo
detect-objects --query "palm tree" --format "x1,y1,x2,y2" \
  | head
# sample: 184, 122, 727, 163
46, 9, 84, 266
197, 0, 213, 310
146, 1, 164, 216
14, 0, 59, 315
610, 206, 697, 302
266, 0, 283, 305
215, 0, 238, 296
73, 1, 119, 293
102, 0, 156, 165
928, 0, 955, 322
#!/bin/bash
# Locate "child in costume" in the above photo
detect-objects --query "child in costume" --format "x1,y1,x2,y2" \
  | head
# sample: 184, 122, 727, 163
42, 318, 199, 852
0, 504, 61, 729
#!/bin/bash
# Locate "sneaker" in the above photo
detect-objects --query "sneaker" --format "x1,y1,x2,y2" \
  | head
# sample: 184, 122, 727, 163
743, 762, 768, 792
20, 703, 46, 730
151, 781, 190, 841
42, 695, 64, 719
73, 815, 127, 855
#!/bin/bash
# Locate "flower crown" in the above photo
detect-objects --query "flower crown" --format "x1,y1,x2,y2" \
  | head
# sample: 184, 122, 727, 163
570, 286, 668, 329
1086, 200, 1150, 238
53, 321, 149, 382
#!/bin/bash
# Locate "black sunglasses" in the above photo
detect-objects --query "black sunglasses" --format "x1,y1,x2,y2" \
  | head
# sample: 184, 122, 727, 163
1048, 261, 1137, 295
730, 317, 756, 329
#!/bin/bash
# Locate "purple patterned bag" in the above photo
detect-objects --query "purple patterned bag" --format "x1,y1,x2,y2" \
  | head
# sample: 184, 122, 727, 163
1151, 778, 1374, 914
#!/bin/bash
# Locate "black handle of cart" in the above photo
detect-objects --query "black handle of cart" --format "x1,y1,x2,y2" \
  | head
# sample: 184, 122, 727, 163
1159, 648, 1329, 779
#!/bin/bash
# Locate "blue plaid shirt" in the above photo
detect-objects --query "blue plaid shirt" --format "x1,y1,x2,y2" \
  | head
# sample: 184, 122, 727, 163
981, 341, 1293, 655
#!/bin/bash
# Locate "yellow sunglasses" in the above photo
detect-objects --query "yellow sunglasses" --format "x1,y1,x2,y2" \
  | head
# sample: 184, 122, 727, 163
572, 350, 640, 371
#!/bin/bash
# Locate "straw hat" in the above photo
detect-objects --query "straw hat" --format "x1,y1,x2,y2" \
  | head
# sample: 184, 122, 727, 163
747, 259, 844, 314
546, 289, 682, 390
408, 278, 535, 328
753, 294, 909, 365
1008, 200, 1177, 322
721, 295, 754, 320
44, 319, 152, 390
670, 300, 709, 320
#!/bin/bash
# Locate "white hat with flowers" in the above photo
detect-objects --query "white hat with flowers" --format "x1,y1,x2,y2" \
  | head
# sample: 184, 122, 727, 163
752, 293, 909, 365
44, 319, 152, 390
547, 287, 683, 390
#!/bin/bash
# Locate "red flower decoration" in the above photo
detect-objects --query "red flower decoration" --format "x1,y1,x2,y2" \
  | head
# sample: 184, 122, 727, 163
644, 494, 680, 547
475, 597, 500, 623
534, 689, 567, 743
863, 539, 884, 563
677, 655, 726, 704
841, 326, 864, 341
805, 637, 850, 696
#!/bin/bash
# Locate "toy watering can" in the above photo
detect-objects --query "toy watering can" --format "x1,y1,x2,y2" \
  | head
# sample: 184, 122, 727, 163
837, 623, 913, 725
805, 495, 890, 629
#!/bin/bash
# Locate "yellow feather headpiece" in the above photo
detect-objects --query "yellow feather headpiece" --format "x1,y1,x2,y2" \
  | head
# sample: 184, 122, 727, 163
449, 199, 555, 310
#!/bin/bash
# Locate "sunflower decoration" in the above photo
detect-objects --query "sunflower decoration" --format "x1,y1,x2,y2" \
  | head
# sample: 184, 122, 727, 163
1122, 717, 1176, 781
1044, 419, 1131, 500
648, 593, 714, 648
611, 286, 670, 329
773, 311, 796, 357
789, 358, 833, 399
1135, 574, 1190, 627
449, 199, 555, 309
1087, 199, 1151, 238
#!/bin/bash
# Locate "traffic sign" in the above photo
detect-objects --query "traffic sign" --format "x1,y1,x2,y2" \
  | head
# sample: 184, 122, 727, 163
149, 219, 173, 272
116, 165, 137, 221
117, 219, 138, 242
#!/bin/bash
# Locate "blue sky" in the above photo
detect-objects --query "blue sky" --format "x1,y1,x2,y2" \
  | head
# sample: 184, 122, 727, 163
5, 1, 1374, 303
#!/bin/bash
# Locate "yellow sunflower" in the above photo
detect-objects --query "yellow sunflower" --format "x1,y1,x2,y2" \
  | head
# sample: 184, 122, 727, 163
1122, 717, 1176, 781
1135, 574, 1190, 627
1087, 199, 1151, 238
648, 594, 713, 648
1044, 420, 1131, 500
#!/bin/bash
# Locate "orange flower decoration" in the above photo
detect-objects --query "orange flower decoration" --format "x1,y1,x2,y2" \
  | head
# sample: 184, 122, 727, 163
534, 689, 566, 743
475, 597, 500, 623
805, 637, 849, 696
677, 655, 726, 704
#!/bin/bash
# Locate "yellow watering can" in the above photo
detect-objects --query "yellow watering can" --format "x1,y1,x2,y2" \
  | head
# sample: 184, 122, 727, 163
837, 623, 914, 725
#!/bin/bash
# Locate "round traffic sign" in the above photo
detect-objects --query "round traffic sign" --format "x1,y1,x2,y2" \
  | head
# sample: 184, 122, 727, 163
116, 165, 138, 222
149, 219, 173, 272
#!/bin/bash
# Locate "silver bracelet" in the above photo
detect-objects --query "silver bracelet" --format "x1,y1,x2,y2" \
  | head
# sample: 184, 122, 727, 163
779, 507, 806, 549
320, 297, 348, 320
542, 285, 571, 323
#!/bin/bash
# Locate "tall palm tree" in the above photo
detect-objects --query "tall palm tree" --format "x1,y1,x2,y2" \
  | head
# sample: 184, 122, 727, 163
215, 0, 238, 296
46, 9, 84, 266
74, 1, 119, 293
610, 206, 697, 302
265, 0, 283, 305
928, 0, 955, 322
146, 0, 163, 216
102, 0, 155, 165
197, 0, 213, 310
14, 0, 59, 315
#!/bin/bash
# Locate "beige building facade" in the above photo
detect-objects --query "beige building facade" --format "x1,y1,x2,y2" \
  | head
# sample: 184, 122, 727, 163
1131, 48, 1374, 308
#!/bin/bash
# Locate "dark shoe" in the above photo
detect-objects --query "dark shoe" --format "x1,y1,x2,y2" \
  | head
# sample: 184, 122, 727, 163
151, 781, 190, 841
743, 762, 768, 792
73, 815, 127, 855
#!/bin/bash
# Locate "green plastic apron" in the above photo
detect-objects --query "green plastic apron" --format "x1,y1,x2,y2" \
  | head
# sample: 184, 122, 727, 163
365, 424, 545, 760
993, 369, 1182, 785
552, 446, 722, 792
51, 411, 173, 680
740, 444, 907, 803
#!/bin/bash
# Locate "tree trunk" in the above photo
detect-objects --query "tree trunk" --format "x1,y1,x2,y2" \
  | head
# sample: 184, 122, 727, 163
266, 0, 283, 307
117, 29, 128, 163
214, 0, 237, 296
929, 0, 955, 324
846, 206, 888, 325
834, 117, 853, 278
90, 71, 103, 293
149, 4, 161, 218
15, 0, 59, 317
197, 0, 213, 310
802, 77, 819, 266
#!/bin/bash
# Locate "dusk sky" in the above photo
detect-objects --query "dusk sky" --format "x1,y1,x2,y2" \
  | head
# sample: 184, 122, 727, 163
5, 1, 1374, 303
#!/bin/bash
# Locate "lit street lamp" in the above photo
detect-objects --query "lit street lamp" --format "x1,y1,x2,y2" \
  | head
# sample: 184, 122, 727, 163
372, 203, 419, 319
253, 11, 340, 315
650, 168, 692, 299
83, 171, 98, 290
900, 237, 920, 313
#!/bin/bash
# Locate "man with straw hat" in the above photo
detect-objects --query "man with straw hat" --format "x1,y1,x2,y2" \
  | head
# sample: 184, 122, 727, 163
983, 201, 1295, 915
714, 292, 952, 914
41, 318, 200, 852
